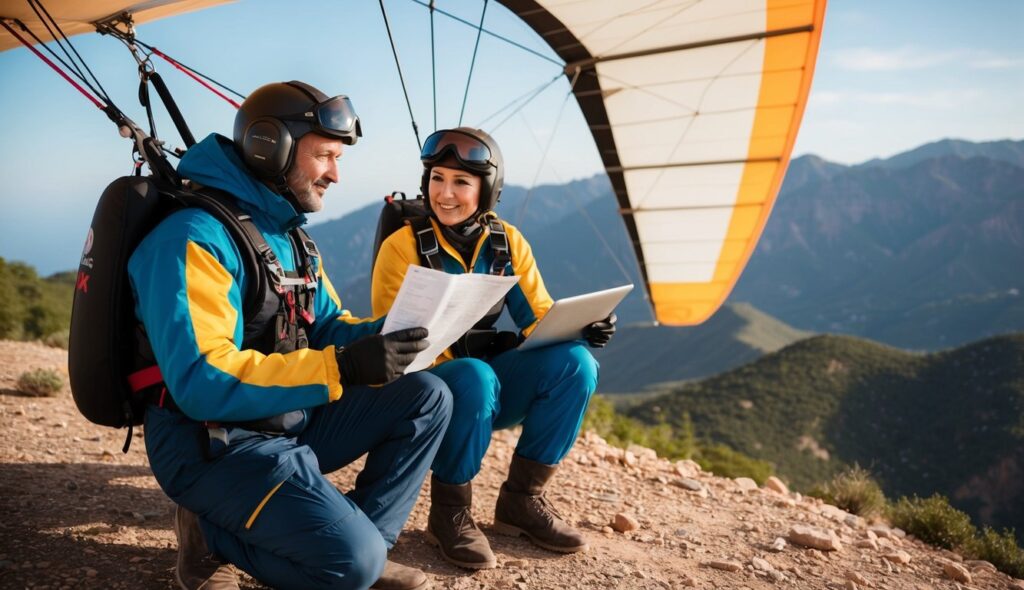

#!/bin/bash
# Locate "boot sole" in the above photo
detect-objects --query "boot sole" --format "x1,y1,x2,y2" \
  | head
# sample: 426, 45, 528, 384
492, 519, 590, 554
424, 528, 498, 570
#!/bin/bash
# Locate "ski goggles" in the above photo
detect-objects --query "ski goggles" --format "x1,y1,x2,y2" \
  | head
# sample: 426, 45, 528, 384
280, 95, 362, 145
421, 130, 493, 169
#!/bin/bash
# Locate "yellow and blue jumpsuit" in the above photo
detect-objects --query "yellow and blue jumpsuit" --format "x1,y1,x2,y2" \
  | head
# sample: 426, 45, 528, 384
371, 215, 598, 485
129, 134, 452, 590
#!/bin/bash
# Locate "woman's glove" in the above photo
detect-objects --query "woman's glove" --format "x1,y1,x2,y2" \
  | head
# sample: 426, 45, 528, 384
336, 327, 429, 386
582, 313, 616, 348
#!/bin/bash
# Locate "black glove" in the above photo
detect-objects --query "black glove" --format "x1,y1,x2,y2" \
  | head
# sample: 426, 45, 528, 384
489, 330, 521, 357
451, 329, 520, 359
336, 327, 429, 386
582, 313, 616, 348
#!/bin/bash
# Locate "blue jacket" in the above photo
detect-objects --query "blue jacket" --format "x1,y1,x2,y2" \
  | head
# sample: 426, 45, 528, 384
129, 133, 382, 423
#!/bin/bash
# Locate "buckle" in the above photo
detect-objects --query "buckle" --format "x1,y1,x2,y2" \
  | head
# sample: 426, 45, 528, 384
416, 228, 440, 257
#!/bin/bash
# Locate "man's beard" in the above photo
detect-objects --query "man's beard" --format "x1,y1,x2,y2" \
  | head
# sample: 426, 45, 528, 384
286, 167, 329, 213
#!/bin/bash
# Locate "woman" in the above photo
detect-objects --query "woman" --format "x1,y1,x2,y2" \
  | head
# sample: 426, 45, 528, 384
371, 127, 616, 569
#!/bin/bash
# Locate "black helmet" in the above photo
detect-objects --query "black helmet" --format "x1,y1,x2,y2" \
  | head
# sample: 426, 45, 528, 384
234, 81, 362, 180
420, 127, 504, 215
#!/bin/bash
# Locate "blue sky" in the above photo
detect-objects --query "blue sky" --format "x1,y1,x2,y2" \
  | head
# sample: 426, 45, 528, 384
1, 0, 1022, 274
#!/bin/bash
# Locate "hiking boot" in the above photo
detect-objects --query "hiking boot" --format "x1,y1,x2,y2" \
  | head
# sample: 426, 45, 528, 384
173, 505, 240, 590
425, 476, 497, 569
370, 560, 429, 590
493, 454, 589, 553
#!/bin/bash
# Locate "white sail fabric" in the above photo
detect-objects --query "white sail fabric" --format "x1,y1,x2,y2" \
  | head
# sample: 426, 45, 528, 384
498, 0, 827, 325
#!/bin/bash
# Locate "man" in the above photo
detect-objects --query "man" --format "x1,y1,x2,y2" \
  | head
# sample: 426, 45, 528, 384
129, 81, 451, 590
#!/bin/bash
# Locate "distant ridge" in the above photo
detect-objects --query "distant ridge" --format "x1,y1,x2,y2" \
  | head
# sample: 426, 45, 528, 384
627, 331, 1024, 540
594, 302, 811, 392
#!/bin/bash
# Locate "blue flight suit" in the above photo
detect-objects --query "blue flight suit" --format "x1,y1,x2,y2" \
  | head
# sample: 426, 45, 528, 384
130, 134, 452, 589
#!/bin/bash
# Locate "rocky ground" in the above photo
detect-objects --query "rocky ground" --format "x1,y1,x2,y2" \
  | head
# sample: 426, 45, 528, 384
2, 339, 1024, 590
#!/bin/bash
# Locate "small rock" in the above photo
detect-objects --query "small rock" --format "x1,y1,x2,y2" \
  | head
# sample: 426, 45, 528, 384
789, 525, 842, 551
611, 513, 639, 533
622, 451, 638, 467
703, 560, 742, 572
882, 550, 911, 565
845, 571, 869, 586
84, 568, 98, 577
964, 559, 997, 573
601, 526, 614, 536
504, 559, 528, 569
677, 573, 697, 587
855, 539, 879, 551
844, 581, 858, 590
734, 477, 758, 492
868, 525, 893, 539
1008, 580, 1024, 590
672, 460, 701, 478
674, 478, 703, 492
769, 537, 787, 552
763, 476, 789, 495
942, 562, 971, 584
751, 557, 773, 572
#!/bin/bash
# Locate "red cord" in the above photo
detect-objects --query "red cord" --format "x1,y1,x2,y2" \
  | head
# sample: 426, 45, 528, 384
149, 46, 241, 109
1, 20, 106, 109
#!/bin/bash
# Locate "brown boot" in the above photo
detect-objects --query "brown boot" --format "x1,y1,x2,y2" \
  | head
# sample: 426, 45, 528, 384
425, 476, 497, 569
493, 454, 589, 553
370, 560, 429, 590
173, 505, 240, 590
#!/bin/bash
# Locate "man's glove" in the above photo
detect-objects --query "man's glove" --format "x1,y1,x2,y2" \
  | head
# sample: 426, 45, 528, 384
582, 313, 616, 348
336, 327, 429, 386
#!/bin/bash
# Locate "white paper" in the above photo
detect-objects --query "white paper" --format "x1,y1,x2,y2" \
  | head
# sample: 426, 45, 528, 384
382, 265, 520, 373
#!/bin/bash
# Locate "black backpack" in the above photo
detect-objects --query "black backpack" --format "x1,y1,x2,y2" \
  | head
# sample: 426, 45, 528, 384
68, 176, 318, 451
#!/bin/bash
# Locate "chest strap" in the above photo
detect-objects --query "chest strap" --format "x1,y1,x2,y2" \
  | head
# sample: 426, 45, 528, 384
409, 216, 510, 276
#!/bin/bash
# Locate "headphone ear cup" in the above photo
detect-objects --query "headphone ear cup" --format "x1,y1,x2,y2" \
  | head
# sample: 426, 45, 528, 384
242, 118, 293, 178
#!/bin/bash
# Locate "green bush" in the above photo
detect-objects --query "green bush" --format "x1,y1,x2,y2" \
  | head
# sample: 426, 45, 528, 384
966, 527, 1024, 579
42, 329, 69, 350
696, 443, 773, 483
888, 494, 976, 550
17, 368, 64, 397
810, 465, 887, 517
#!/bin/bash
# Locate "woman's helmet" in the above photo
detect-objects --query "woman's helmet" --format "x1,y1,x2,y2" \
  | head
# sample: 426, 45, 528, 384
420, 127, 504, 215
234, 81, 362, 180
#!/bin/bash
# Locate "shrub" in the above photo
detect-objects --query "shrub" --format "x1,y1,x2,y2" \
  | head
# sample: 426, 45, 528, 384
42, 329, 69, 350
810, 465, 887, 517
697, 443, 773, 483
966, 527, 1024, 579
17, 368, 64, 397
888, 494, 976, 550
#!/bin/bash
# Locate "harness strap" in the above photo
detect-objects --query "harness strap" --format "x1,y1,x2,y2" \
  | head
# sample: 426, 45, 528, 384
127, 365, 163, 393
410, 216, 445, 270
487, 218, 511, 276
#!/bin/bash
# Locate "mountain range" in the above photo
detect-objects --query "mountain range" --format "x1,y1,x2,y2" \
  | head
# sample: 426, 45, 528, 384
308, 138, 1024, 381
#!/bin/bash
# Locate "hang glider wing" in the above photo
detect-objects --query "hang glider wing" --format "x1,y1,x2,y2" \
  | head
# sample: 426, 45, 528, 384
497, 0, 827, 325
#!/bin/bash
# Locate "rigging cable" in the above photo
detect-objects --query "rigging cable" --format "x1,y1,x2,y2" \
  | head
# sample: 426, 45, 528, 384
379, 0, 422, 151
514, 67, 581, 226
28, 0, 112, 103
407, 0, 562, 68
484, 71, 562, 132
1, 20, 106, 110
457, 0, 489, 126
429, 0, 437, 132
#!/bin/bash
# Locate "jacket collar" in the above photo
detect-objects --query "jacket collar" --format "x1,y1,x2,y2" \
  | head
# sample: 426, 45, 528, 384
177, 133, 307, 232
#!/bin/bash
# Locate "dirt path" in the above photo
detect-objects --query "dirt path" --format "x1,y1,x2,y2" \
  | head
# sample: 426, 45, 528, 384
2, 340, 1023, 590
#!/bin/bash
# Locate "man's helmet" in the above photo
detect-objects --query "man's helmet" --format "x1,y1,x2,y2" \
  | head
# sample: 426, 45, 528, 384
420, 127, 504, 215
234, 81, 362, 180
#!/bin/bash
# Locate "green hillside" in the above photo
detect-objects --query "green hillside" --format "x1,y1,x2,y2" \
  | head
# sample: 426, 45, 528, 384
628, 333, 1024, 537
594, 302, 812, 392
0, 257, 74, 343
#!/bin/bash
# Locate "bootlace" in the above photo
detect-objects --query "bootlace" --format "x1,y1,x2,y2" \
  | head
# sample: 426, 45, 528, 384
451, 506, 478, 533
529, 492, 565, 523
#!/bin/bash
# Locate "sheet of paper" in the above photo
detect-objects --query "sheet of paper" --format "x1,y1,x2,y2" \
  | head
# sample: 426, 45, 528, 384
382, 265, 520, 373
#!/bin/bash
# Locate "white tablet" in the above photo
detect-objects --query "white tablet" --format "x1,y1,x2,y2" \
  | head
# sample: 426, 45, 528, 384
518, 284, 634, 351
